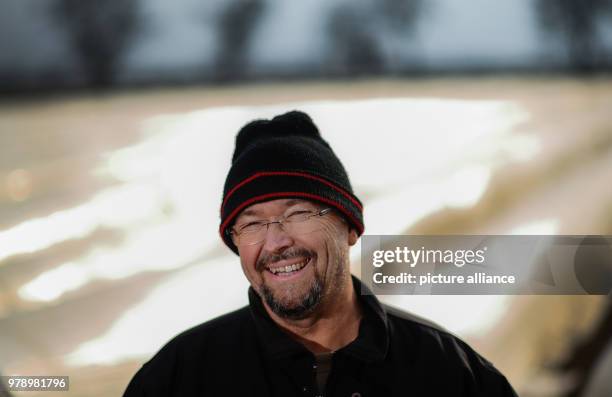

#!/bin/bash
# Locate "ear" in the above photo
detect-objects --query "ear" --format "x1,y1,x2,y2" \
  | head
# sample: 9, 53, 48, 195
348, 228, 359, 246
227, 229, 236, 245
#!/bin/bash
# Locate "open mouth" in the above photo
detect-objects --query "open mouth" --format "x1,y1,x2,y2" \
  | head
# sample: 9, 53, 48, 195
265, 256, 312, 278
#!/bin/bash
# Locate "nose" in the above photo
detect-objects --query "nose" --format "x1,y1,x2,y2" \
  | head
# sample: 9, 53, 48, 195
262, 221, 294, 253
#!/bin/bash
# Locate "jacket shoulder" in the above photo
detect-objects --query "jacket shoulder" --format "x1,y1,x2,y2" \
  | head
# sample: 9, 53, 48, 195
170, 305, 252, 347
383, 303, 518, 396
384, 302, 489, 363
147, 305, 253, 361
123, 305, 253, 396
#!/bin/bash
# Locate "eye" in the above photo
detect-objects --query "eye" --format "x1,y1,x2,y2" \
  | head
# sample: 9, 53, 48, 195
285, 210, 313, 221
238, 221, 264, 233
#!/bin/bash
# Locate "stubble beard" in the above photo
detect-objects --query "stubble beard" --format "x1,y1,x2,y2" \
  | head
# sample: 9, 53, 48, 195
259, 243, 349, 321
258, 245, 323, 320
261, 272, 323, 320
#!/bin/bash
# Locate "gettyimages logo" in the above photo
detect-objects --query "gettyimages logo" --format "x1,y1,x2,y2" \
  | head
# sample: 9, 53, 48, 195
372, 246, 487, 268
361, 235, 612, 295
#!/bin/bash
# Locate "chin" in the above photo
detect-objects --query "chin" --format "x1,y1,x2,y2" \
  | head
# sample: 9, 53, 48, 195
262, 280, 323, 319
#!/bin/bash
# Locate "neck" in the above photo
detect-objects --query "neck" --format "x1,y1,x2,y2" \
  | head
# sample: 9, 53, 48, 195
263, 276, 363, 354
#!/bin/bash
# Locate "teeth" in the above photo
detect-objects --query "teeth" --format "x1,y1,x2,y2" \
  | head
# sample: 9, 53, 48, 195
268, 259, 309, 274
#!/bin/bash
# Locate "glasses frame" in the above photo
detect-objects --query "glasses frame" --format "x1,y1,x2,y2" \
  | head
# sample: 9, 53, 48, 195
228, 207, 334, 246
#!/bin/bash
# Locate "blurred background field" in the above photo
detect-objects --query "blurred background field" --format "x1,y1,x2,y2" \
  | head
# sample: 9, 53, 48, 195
1, 1, 612, 397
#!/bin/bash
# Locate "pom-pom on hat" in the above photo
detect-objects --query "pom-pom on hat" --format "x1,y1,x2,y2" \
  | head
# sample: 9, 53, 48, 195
220, 110, 364, 254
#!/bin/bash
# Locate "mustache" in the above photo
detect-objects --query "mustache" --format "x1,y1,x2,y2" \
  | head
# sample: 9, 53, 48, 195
256, 247, 315, 271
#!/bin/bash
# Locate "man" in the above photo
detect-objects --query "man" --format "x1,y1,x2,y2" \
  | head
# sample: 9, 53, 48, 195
123, 111, 518, 396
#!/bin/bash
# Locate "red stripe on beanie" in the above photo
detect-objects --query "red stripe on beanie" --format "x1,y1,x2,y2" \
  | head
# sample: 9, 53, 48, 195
221, 171, 363, 214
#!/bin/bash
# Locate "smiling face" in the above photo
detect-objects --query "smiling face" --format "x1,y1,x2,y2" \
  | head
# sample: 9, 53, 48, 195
232, 198, 358, 320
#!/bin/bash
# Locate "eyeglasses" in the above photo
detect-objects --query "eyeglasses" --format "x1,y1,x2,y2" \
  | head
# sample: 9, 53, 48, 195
229, 208, 334, 246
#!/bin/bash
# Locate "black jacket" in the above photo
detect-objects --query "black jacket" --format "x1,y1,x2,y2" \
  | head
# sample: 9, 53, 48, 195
123, 276, 518, 397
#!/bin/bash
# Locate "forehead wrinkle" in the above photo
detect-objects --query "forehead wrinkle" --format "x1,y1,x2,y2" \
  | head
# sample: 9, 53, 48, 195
238, 208, 259, 218
284, 198, 312, 207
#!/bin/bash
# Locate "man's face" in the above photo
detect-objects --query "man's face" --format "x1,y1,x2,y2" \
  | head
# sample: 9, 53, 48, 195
232, 198, 358, 320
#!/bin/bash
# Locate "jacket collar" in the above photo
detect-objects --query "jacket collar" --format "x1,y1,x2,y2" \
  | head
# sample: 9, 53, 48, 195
248, 275, 389, 363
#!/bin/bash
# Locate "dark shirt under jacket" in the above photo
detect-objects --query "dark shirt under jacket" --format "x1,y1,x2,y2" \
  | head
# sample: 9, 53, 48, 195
123, 276, 518, 397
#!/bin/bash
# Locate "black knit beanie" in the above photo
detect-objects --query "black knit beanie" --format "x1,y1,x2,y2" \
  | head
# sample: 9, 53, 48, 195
219, 110, 364, 254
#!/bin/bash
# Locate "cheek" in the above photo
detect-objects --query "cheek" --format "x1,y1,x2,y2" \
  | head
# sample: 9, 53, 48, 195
314, 221, 348, 268
238, 249, 261, 281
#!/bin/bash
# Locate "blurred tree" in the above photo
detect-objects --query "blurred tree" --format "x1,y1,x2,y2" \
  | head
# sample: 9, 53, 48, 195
379, 0, 423, 32
326, 0, 423, 76
215, 0, 265, 81
378, 0, 424, 73
536, 0, 612, 72
327, 6, 384, 76
53, 0, 139, 87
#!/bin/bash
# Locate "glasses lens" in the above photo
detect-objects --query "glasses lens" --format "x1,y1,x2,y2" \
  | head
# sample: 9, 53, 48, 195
234, 209, 332, 246
239, 228, 266, 246
285, 212, 326, 236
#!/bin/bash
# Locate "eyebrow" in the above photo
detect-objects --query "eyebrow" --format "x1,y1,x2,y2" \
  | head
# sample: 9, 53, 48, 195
285, 199, 309, 208
237, 199, 310, 219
